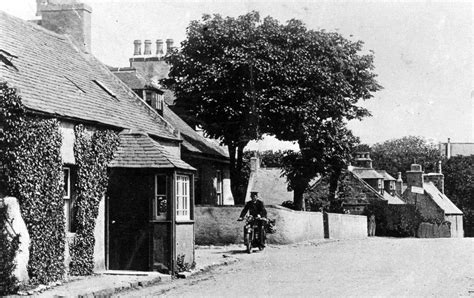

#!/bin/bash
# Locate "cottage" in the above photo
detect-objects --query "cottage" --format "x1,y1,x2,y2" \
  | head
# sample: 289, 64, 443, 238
346, 152, 405, 214
0, 1, 195, 276
403, 163, 463, 238
111, 41, 233, 206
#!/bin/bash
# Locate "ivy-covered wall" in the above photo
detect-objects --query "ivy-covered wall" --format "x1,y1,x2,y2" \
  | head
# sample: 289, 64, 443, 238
0, 205, 20, 295
0, 82, 65, 284
69, 125, 119, 275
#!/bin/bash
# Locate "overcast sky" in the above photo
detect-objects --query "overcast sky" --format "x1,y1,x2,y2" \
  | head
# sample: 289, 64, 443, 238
2, 0, 473, 150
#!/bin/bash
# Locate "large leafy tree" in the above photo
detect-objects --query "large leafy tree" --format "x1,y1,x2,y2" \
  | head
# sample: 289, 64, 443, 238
443, 156, 474, 236
370, 136, 442, 179
164, 12, 380, 205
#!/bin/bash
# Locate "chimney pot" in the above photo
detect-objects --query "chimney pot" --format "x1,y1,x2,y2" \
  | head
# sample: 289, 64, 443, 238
144, 39, 152, 55
166, 38, 174, 53
133, 40, 142, 56
156, 39, 164, 56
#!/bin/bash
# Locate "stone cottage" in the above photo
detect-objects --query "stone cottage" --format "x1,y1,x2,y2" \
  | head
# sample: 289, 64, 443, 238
1, 1, 196, 276
111, 40, 234, 206
403, 163, 463, 238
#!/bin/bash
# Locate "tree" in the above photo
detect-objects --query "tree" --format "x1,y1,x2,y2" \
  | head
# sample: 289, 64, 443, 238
443, 156, 474, 236
370, 136, 442, 179
164, 12, 380, 205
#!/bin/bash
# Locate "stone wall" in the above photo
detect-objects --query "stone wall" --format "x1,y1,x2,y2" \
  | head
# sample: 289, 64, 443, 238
195, 205, 368, 245
326, 213, 368, 239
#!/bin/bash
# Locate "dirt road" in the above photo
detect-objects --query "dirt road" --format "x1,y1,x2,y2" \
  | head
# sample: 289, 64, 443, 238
118, 238, 474, 296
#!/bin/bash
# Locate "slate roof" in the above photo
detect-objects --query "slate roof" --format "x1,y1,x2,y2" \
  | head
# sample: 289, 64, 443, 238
383, 191, 406, 205
423, 182, 463, 215
0, 12, 178, 141
352, 168, 384, 179
111, 68, 229, 160
376, 170, 396, 181
163, 105, 229, 159
109, 130, 195, 170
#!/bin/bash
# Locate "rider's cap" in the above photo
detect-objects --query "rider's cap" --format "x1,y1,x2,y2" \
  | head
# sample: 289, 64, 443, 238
250, 190, 259, 194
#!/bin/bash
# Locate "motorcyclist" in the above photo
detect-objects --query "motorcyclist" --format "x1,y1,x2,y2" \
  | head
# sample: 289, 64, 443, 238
237, 191, 267, 247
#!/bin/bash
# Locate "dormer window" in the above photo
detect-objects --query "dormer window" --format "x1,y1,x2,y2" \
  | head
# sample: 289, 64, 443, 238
145, 90, 164, 116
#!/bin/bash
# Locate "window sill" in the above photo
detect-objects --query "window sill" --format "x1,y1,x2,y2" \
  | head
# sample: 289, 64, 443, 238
176, 220, 194, 224
150, 219, 171, 223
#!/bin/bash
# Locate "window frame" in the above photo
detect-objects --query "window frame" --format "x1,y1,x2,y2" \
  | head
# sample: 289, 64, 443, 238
176, 175, 190, 221
153, 174, 168, 220
216, 170, 223, 205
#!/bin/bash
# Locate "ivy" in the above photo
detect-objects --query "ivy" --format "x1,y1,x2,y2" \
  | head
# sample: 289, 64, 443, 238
0, 82, 65, 284
0, 207, 20, 295
69, 125, 119, 275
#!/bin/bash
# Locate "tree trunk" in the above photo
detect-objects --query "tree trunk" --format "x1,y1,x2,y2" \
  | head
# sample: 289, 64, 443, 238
293, 187, 306, 211
228, 141, 248, 205
328, 167, 343, 213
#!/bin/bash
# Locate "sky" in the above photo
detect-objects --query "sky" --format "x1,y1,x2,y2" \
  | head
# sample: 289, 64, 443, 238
2, 0, 473, 151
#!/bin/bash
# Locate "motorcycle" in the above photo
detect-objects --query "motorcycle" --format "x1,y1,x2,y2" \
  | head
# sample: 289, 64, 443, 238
243, 215, 267, 254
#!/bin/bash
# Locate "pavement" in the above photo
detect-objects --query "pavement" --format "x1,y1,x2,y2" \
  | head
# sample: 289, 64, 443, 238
15, 245, 241, 297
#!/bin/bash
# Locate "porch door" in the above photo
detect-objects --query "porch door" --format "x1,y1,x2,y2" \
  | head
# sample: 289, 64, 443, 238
107, 171, 152, 271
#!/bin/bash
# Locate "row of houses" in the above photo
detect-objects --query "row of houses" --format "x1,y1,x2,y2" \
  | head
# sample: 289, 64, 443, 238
0, 0, 235, 278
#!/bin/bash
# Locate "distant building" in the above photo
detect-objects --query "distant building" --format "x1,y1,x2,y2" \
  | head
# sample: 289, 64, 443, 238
349, 152, 406, 211
245, 157, 294, 205
402, 163, 463, 237
439, 138, 474, 158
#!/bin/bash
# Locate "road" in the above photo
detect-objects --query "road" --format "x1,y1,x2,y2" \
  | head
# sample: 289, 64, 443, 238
118, 238, 474, 297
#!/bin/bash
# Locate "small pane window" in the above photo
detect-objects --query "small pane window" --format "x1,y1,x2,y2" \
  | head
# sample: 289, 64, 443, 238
216, 170, 223, 205
176, 175, 190, 220
62, 166, 76, 232
153, 175, 167, 220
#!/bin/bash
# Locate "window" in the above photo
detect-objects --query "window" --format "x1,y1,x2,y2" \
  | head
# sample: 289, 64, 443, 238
216, 170, 223, 205
153, 175, 168, 220
176, 175, 190, 220
390, 181, 395, 190
62, 167, 75, 232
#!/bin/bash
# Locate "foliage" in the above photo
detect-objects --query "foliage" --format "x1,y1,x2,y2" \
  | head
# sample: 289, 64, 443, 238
69, 125, 119, 275
176, 254, 196, 273
385, 205, 423, 237
164, 12, 380, 205
281, 125, 360, 210
0, 82, 65, 284
443, 155, 474, 236
0, 207, 20, 295
281, 200, 297, 210
369, 136, 442, 180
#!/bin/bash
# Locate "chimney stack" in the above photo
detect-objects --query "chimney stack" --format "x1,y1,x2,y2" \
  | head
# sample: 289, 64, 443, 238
446, 138, 451, 158
133, 40, 142, 55
353, 152, 373, 168
156, 39, 164, 56
424, 161, 445, 194
144, 40, 152, 55
166, 39, 174, 53
395, 172, 403, 196
36, 0, 92, 52
406, 164, 423, 191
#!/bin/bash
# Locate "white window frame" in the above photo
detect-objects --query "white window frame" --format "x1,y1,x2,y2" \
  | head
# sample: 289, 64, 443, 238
176, 175, 190, 220
153, 174, 168, 220
63, 167, 72, 232
216, 170, 223, 205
